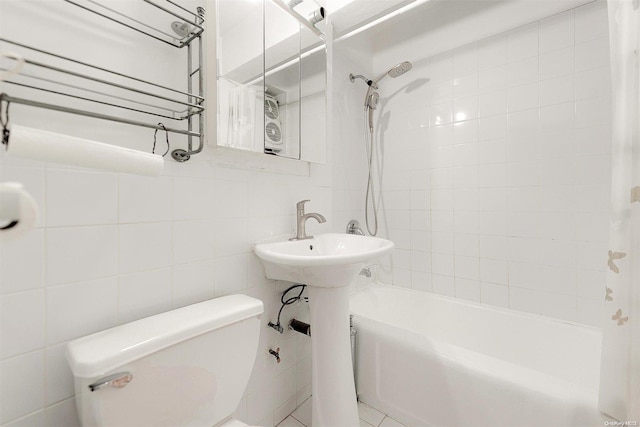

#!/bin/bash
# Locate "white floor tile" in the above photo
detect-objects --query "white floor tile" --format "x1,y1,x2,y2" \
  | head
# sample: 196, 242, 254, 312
277, 416, 306, 427
358, 402, 385, 426
360, 420, 377, 427
291, 397, 312, 427
380, 416, 408, 427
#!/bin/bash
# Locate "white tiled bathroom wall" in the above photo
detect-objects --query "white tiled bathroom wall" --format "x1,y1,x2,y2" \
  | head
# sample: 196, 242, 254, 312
375, 1, 612, 327
0, 1, 335, 425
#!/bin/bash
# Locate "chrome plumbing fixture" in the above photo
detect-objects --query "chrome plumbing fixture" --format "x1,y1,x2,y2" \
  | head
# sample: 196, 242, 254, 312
290, 199, 326, 240
346, 219, 365, 236
360, 267, 372, 278
269, 347, 281, 363
88, 372, 133, 392
349, 61, 413, 236
289, 318, 312, 336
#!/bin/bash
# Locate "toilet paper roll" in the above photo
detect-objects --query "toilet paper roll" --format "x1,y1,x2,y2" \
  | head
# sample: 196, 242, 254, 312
0, 182, 38, 241
6, 125, 164, 176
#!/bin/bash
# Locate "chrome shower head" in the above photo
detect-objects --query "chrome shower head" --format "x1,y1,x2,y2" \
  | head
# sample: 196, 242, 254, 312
388, 61, 412, 78
372, 61, 412, 85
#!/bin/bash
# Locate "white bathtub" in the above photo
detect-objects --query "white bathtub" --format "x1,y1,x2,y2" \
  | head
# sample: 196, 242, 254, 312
349, 284, 603, 427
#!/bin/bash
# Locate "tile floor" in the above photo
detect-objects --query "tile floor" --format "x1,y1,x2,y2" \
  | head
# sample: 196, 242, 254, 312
278, 398, 407, 427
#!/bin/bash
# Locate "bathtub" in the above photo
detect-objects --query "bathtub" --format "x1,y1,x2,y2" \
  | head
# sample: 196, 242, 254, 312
349, 284, 603, 427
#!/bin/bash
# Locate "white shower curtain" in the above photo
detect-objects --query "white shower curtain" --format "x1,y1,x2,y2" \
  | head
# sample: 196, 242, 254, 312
600, 0, 640, 421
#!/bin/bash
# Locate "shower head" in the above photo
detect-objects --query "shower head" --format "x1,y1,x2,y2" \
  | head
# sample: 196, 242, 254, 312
372, 61, 412, 85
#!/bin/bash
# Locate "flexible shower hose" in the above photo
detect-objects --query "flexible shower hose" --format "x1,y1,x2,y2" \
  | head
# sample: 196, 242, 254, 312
363, 110, 378, 236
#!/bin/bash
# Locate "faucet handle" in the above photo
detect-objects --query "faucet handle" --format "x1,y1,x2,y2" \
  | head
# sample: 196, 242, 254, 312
296, 199, 310, 210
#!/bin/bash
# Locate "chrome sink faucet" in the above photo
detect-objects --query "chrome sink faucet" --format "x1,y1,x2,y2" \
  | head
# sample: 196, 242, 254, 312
290, 199, 326, 240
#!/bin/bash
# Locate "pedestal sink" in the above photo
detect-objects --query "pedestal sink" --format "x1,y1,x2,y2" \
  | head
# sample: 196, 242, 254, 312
254, 233, 394, 427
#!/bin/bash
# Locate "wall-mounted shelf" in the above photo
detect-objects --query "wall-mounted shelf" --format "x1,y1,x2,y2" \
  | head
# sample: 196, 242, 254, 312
0, 0, 205, 162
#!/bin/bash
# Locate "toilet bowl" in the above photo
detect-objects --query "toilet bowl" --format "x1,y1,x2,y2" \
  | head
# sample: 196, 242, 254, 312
66, 294, 264, 427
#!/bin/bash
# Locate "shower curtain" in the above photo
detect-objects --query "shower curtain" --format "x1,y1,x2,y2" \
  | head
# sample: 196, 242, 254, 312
600, 0, 640, 421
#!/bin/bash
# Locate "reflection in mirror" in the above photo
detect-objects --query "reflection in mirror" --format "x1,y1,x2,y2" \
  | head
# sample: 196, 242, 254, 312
215, 0, 326, 163
216, 0, 264, 153
264, 1, 300, 159
301, 46, 326, 163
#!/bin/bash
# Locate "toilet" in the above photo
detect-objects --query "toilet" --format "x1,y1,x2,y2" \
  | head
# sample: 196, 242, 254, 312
66, 294, 264, 427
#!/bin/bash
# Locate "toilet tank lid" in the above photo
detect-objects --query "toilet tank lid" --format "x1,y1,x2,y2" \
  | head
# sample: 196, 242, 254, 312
66, 294, 263, 378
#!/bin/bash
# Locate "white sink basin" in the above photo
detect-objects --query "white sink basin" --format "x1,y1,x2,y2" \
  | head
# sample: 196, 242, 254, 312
254, 233, 394, 287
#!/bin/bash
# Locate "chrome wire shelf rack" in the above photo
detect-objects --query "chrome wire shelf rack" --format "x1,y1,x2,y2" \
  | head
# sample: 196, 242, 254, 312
0, 0, 205, 162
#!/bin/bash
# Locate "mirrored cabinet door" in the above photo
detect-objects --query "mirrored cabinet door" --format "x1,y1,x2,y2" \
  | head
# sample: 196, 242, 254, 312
216, 0, 265, 153
214, 0, 326, 163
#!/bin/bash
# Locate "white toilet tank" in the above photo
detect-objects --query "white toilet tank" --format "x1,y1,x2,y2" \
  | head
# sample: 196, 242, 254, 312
66, 295, 263, 427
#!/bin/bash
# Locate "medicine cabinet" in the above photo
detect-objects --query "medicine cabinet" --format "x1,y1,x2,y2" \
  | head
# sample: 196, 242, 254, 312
212, 0, 327, 164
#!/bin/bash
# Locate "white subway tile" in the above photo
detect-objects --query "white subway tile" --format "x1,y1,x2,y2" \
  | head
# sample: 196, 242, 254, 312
453, 74, 479, 99
480, 235, 508, 260
173, 176, 215, 220
46, 170, 117, 227
454, 211, 479, 234
479, 34, 507, 69
508, 82, 539, 112
453, 44, 479, 78
539, 75, 574, 107
479, 211, 507, 235
0, 351, 44, 424
173, 219, 216, 264
479, 188, 507, 212
46, 226, 117, 286
575, 1, 609, 44
432, 274, 455, 297
428, 102, 453, 126
479, 65, 507, 94
45, 343, 74, 405
432, 253, 454, 276
507, 23, 538, 62
479, 90, 507, 118
46, 277, 118, 345
575, 37, 610, 72
575, 96, 612, 129
507, 57, 538, 87
453, 120, 479, 145
454, 188, 478, 211
539, 10, 574, 54
478, 139, 507, 164
480, 259, 508, 285
214, 254, 248, 296
453, 165, 478, 189
118, 268, 172, 324
0, 290, 44, 359
118, 222, 172, 274
431, 232, 454, 254
455, 278, 481, 302
411, 249, 433, 272
118, 175, 172, 223
0, 230, 44, 294
453, 96, 479, 123
44, 398, 80, 427
539, 46, 575, 80
479, 116, 507, 141
480, 282, 509, 307
455, 255, 480, 280
454, 233, 479, 257
575, 67, 611, 101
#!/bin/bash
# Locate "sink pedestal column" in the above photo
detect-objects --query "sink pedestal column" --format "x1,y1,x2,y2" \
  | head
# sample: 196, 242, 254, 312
307, 285, 359, 427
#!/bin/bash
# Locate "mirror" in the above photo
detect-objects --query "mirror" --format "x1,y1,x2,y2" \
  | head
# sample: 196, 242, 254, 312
215, 0, 326, 163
